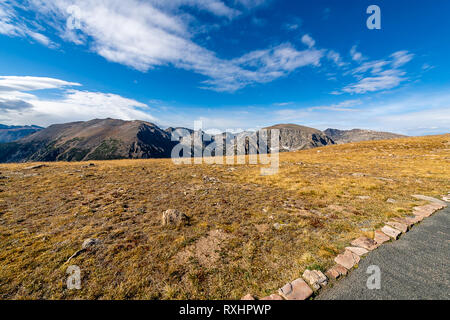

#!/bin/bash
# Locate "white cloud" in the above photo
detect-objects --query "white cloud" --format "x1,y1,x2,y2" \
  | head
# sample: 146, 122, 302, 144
342, 70, 406, 94
1, 1, 420, 95
165, 0, 241, 19
341, 50, 414, 94
327, 50, 345, 67
390, 50, 414, 68
309, 99, 362, 111
0, 2, 56, 47
0, 76, 80, 93
234, 0, 268, 9
203, 44, 324, 91
352, 60, 389, 75
28, 90, 155, 125
301, 34, 315, 48
0, 76, 156, 126
1, 0, 325, 92
350, 45, 364, 62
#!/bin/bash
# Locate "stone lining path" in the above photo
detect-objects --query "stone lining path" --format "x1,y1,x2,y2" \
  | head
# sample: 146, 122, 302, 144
241, 193, 449, 300
317, 205, 450, 300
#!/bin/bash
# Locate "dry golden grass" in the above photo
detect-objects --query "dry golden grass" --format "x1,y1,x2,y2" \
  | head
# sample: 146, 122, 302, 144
0, 134, 449, 299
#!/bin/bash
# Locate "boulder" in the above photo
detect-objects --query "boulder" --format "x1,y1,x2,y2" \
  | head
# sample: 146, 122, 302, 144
162, 209, 190, 227
325, 265, 348, 280
302, 269, 328, 290
351, 236, 378, 251
334, 250, 360, 270
381, 225, 401, 239
374, 230, 390, 245
386, 221, 408, 233
82, 238, 100, 249
278, 278, 313, 300
345, 246, 369, 256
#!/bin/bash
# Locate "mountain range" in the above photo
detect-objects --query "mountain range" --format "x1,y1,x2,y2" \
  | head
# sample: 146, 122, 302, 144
324, 128, 405, 144
0, 125, 43, 143
0, 119, 406, 163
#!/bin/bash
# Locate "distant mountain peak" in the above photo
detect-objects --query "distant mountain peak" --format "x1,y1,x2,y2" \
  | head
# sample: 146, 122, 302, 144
324, 128, 406, 144
0, 124, 43, 143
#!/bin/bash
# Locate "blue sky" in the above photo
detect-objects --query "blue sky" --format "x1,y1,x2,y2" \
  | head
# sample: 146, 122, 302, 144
0, 0, 449, 135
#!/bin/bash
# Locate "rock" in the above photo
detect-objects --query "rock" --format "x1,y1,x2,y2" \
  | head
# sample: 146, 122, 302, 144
162, 209, 190, 227
302, 270, 327, 290
442, 195, 450, 202
65, 238, 100, 264
82, 163, 96, 168
325, 265, 348, 280
325, 268, 340, 280
392, 217, 416, 228
82, 238, 100, 249
413, 207, 431, 218
25, 164, 47, 170
241, 294, 256, 300
350, 236, 378, 251
376, 177, 394, 182
381, 225, 401, 239
386, 221, 408, 233
255, 224, 269, 233
334, 264, 348, 276
409, 214, 425, 224
334, 250, 360, 270
345, 246, 369, 256
273, 223, 287, 230
352, 173, 367, 177
278, 278, 313, 300
203, 175, 220, 183
386, 198, 397, 203
357, 196, 371, 200
412, 194, 447, 206
413, 204, 442, 218
374, 230, 390, 245
260, 294, 283, 300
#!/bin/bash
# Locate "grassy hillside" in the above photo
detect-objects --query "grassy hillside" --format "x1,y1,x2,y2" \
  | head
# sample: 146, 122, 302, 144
0, 134, 448, 299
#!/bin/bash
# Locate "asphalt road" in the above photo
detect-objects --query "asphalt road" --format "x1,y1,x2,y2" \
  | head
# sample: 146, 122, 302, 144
317, 205, 450, 300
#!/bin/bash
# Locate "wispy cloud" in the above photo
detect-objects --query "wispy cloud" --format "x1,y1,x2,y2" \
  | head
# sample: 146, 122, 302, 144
327, 50, 346, 67
0, 76, 80, 92
350, 45, 364, 62
0, 3, 56, 47
301, 34, 315, 48
0, 1, 421, 95
341, 50, 414, 94
390, 51, 414, 68
0, 1, 325, 92
203, 43, 324, 91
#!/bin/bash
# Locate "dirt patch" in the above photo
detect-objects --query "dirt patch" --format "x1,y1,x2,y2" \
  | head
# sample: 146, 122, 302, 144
175, 229, 231, 267
255, 224, 270, 233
